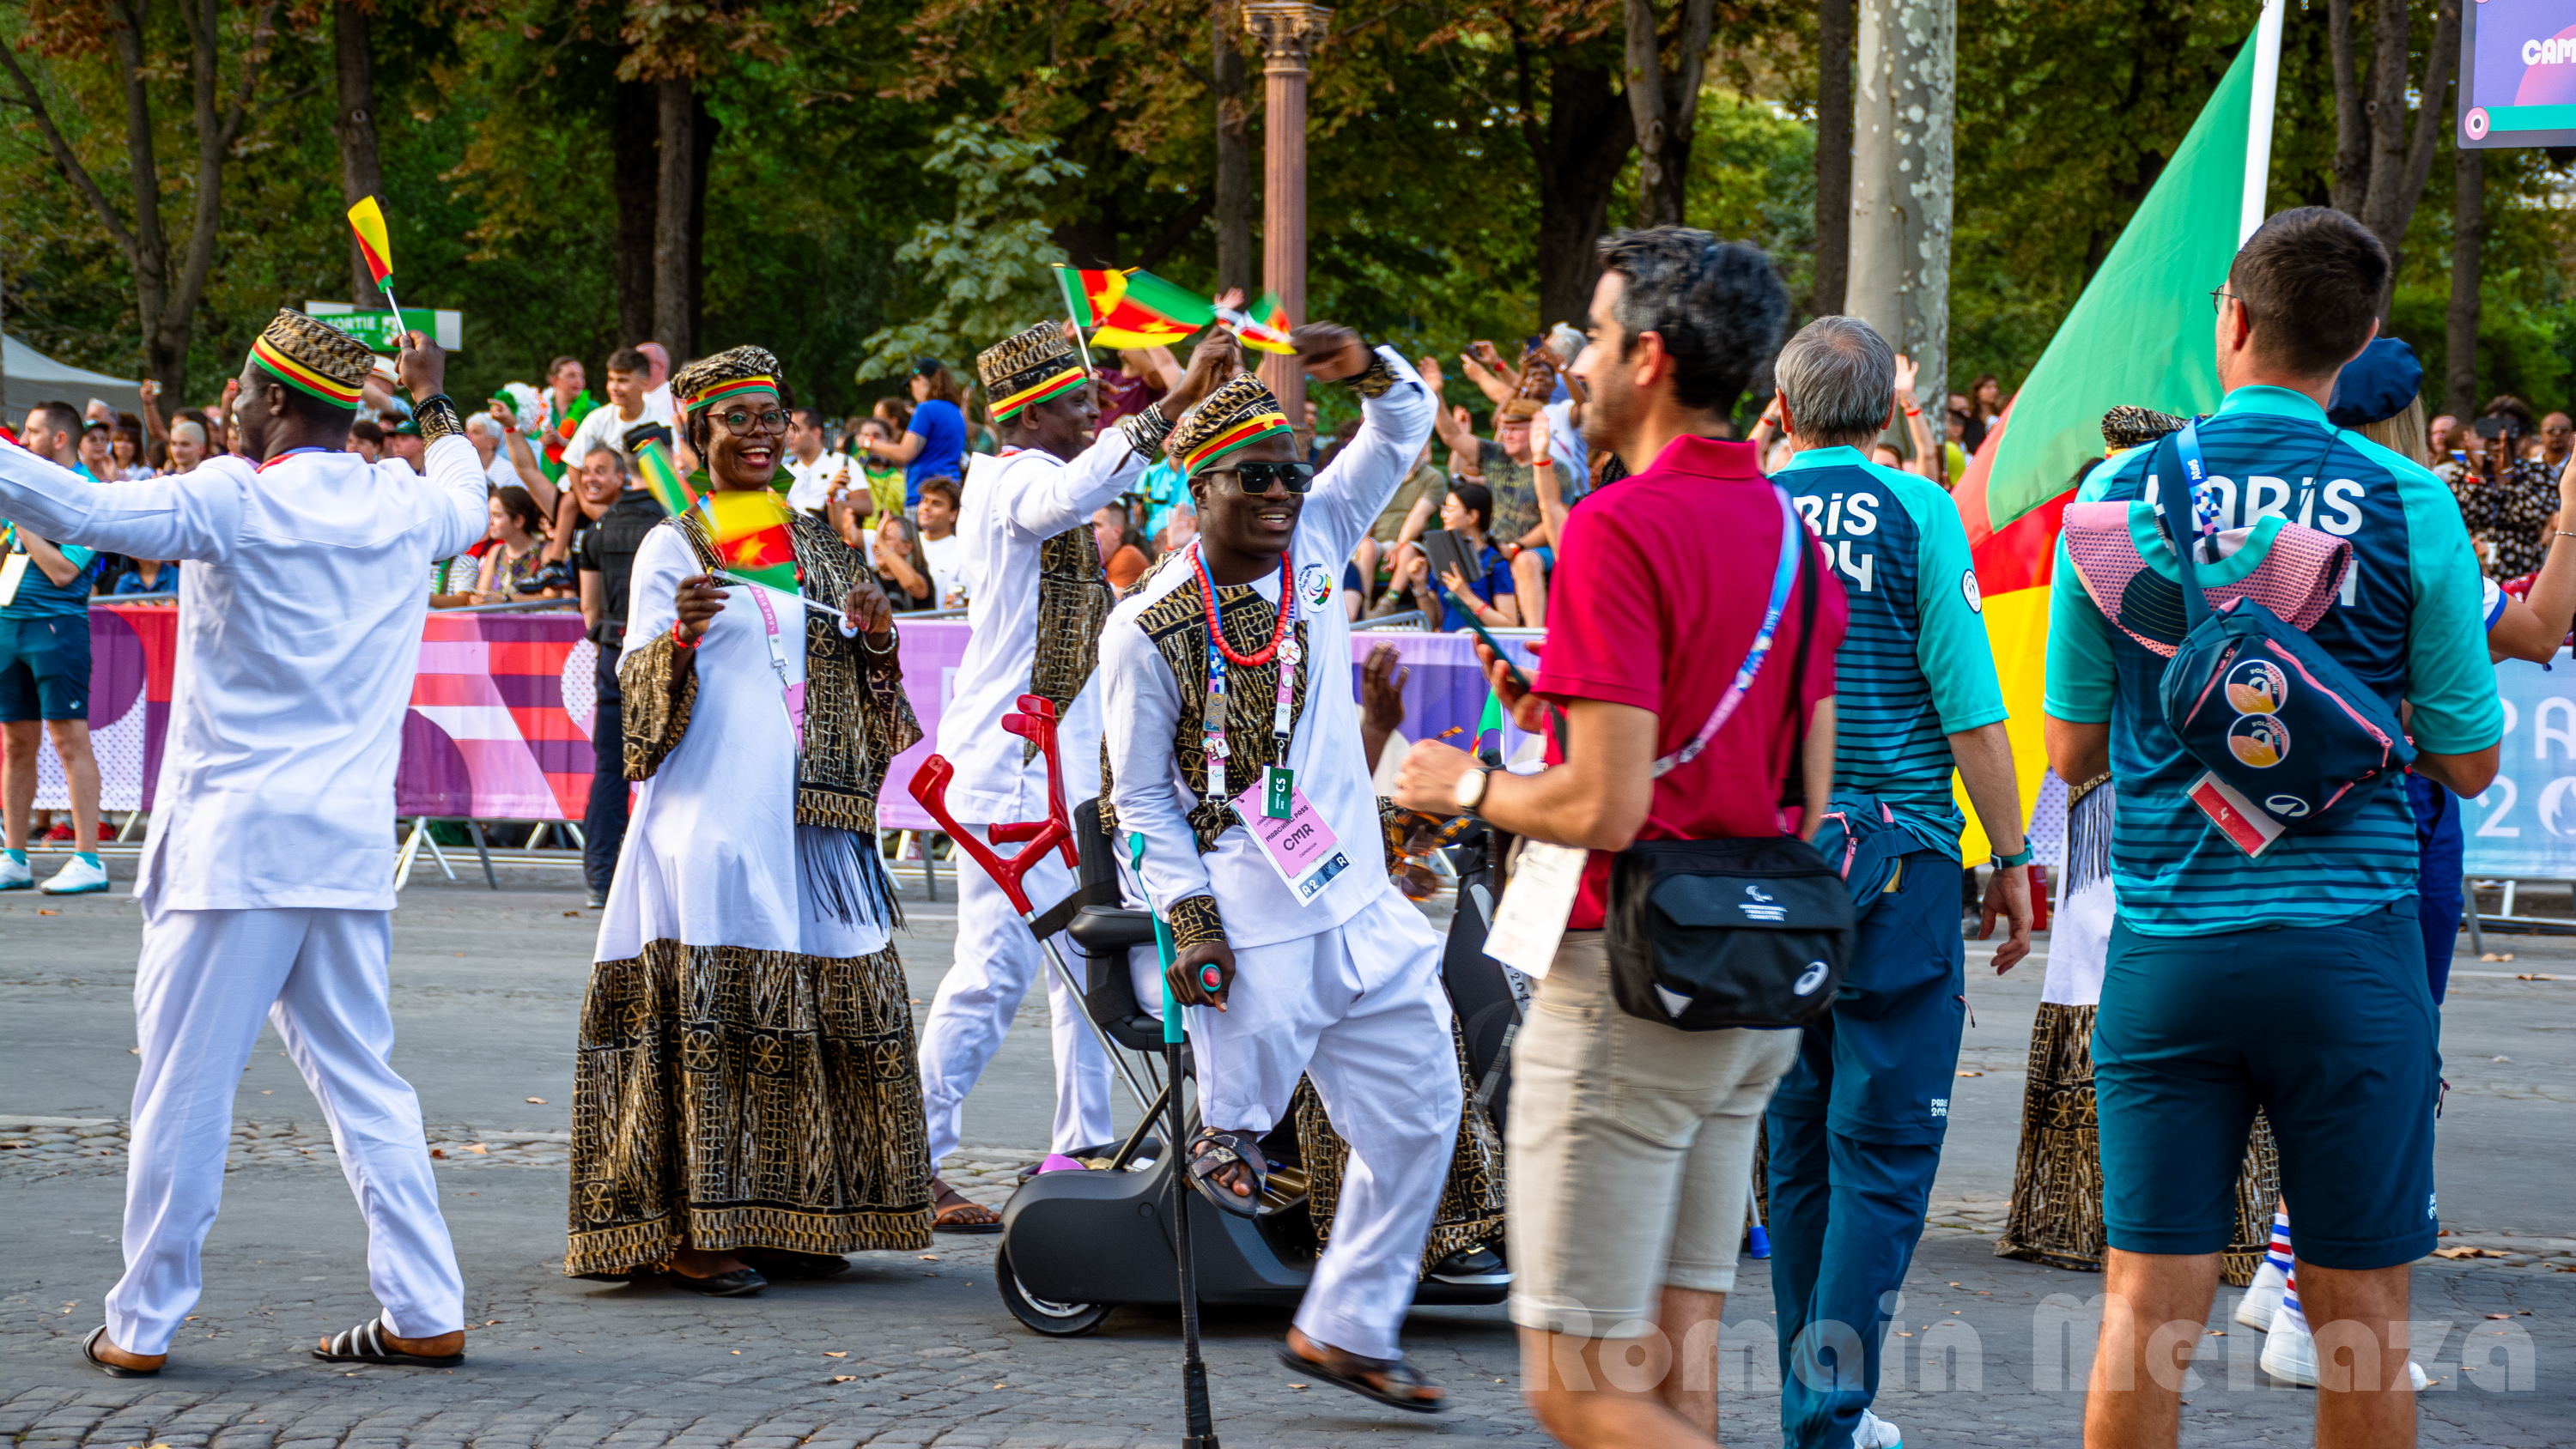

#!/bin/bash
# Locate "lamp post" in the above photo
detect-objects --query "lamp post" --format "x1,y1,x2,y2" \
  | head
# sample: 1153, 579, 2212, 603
1242, 1, 1329, 440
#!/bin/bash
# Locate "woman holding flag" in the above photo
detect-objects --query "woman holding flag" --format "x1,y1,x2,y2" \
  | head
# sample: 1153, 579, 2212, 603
564, 345, 935, 1295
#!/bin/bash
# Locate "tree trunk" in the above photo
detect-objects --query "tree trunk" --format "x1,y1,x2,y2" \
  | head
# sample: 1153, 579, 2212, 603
1847, 0, 1953, 421
1622, 0, 1714, 228
688, 89, 717, 357
1213, 0, 1254, 296
2327, 0, 2365, 215
1811, 0, 1856, 317
333, 2, 382, 307
2445, 144, 2483, 421
1531, 59, 1634, 332
613, 78, 659, 349
653, 77, 697, 360
2325, 0, 2460, 312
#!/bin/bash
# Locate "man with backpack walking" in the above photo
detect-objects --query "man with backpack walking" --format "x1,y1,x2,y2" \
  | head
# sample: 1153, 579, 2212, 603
2046, 207, 2500, 1448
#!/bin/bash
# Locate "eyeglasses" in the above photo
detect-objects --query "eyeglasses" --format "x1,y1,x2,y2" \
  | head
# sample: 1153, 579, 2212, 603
2208, 288, 2241, 315
1207, 459, 1315, 494
715, 406, 789, 436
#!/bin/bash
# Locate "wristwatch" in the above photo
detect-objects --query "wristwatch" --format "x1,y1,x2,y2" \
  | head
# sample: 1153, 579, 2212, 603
1991, 845, 2033, 869
1452, 766, 1495, 813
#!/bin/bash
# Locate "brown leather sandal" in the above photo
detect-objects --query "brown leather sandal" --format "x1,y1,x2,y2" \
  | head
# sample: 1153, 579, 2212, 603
932, 1178, 1001, 1234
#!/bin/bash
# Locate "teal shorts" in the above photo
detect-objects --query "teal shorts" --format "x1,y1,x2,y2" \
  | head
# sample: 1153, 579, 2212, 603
2095, 899, 2439, 1270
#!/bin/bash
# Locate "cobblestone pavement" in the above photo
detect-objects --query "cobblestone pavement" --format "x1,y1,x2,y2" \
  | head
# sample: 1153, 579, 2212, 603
5, 872, 2572, 1446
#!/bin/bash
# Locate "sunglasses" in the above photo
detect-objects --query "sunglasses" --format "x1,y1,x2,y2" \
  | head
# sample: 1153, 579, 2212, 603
1208, 459, 1315, 494
715, 406, 789, 436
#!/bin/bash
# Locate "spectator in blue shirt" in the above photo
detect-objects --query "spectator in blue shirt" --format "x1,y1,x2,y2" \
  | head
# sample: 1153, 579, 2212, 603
2044, 208, 2500, 1448
853, 358, 970, 509
2, 400, 108, 894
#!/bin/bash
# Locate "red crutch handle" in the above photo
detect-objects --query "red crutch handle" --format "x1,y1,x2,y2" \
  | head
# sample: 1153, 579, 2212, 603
905, 753, 1069, 919
1000, 694, 1080, 870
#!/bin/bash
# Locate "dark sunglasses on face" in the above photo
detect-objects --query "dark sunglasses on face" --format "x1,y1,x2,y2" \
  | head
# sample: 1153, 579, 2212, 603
1211, 459, 1315, 494
717, 407, 789, 436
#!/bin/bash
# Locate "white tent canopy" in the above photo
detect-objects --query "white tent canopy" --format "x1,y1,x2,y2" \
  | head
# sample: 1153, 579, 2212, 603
3, 333, 145, 425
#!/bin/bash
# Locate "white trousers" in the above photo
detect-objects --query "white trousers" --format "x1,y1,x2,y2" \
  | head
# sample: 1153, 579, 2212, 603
1186, 894, 1461, 1361
105, 906, 465, 1356
917, 828, 1114, 1167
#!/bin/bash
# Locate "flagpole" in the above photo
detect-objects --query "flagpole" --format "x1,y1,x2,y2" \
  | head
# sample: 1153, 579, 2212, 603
1051, 264, 1098, 381
2239, 0, 2284, 245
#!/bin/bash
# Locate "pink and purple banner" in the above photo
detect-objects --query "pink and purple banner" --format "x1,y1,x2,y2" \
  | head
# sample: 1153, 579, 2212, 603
38, 607, 1539, 834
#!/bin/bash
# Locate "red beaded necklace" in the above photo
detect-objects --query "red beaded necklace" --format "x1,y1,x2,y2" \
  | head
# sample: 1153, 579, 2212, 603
1190, 543, 1294, 668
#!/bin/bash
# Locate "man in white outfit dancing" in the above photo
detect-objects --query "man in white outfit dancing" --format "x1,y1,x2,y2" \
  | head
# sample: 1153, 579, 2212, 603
914, 321, 1236, 1227
0, 311, 488, 1376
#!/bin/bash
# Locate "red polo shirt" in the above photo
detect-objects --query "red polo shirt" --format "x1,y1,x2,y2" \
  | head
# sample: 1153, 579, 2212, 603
1533, 434, 1846, 928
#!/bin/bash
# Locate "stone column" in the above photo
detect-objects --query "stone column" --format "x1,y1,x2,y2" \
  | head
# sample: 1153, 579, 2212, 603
1243, 1, 1330, 437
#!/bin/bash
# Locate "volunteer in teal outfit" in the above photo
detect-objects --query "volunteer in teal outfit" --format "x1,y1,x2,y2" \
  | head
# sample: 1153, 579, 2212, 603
1763, 318, 2032, 1449
2, 399, 109, 895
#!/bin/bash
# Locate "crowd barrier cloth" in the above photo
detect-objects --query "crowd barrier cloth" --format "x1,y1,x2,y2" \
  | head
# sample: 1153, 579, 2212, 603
35, 605, 1548, 839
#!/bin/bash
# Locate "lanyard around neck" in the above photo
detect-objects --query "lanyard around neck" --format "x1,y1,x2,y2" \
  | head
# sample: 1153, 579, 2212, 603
744, 585, 806, 740
1190, 541, 1298, 798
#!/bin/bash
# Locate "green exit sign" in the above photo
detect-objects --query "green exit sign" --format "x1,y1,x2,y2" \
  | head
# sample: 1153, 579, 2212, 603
302, 303, 463, 351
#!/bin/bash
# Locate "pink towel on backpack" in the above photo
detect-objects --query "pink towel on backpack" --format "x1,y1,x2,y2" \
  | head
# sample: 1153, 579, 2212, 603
2063, 502, 2350, 658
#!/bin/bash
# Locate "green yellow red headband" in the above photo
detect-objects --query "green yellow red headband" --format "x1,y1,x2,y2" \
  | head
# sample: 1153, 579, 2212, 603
1182, 410, 1291, 475
990, 365, 1087, 422
685, 376, 779, 410
250, 336, 363, 408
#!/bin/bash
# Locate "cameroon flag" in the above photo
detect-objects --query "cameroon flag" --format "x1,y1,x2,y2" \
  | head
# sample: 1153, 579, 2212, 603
700, 489, 799, 594
347, 197, 395, 289
633, 440, 698, 518
1054, 265, 1207, 349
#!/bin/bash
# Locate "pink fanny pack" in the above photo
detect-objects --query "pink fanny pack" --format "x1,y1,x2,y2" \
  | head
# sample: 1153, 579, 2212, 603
2062, 501, 2350, 658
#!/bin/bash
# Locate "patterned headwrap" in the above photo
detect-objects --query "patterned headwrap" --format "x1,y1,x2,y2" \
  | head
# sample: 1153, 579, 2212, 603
977, 323, 1087, 423
1166, 373, 1292, 476
671, 345, 784, 413
1501, 344, 1558, 420
247, 309, 375, 409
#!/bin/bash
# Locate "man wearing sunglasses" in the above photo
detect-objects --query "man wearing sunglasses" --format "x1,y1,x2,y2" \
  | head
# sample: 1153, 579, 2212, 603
913, 320, 1239, 1230
1100, 330, 1488, 1413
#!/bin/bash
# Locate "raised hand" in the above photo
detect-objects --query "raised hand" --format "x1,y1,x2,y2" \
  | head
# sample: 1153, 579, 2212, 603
1165, 328, 1245, 415
842, 571, 896, 641
1291, 322, 1370, 383
397, 330, 447, 402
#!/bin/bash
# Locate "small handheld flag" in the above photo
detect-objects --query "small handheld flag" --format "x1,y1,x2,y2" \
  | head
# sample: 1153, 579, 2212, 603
1218, 294, 1296, 355
344, 197, 406, 334
699, 489, 800, 594
632, 440, 699, 517
1054, 264, 1206, 350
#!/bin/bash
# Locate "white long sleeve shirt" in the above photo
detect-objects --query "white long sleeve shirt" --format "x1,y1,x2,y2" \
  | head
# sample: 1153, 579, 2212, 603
1102, 349, 1433, 955
0, 435, 489, 911
933, 429, 1152, 822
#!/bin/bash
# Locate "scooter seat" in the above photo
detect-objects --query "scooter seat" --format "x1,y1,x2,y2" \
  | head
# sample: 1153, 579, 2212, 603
1067, 905, 1157, 952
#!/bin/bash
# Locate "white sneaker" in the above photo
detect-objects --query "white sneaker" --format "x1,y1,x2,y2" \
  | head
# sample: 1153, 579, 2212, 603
0, 854, 30, 890
38, 855, 111, 894
2236, 1258, 2289, 1330
1852, 1408, 1904, 1448
2261, 1277, 2428, 1389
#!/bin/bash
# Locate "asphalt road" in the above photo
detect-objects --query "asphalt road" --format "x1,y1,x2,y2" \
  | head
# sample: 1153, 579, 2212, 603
3, 859, 2568, 1446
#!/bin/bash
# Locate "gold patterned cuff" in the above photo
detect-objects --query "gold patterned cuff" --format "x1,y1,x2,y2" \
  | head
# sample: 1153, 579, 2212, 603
1121, 403, 1174, 457
1343, 350, 1398, 398
413, 393, 465, 444
1167, 894, 1227, 953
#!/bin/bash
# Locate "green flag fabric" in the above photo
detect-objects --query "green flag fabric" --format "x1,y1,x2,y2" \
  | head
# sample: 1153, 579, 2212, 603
1981, 34, 2261, 527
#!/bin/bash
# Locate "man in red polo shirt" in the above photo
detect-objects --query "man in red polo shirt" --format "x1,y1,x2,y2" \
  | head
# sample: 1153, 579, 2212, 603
1398, 227, 1844, 1449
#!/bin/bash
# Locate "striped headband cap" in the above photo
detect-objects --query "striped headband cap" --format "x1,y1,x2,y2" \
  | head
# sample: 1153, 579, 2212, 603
246, 308, 374, 409
671, 345, 786, 412
977, 323, 1086, 422
1168, 372, 1292, 475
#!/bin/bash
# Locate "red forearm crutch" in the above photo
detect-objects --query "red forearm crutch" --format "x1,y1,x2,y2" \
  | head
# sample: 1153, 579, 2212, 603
908, 695, 1156, 1116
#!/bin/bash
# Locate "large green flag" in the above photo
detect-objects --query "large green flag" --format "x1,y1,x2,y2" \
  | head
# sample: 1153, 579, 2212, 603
1981, 35, 2263, 526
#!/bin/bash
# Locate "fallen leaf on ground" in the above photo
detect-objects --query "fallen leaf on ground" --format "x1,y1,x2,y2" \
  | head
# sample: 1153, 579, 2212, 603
466, 1143, 488, 1155
1286, 1383, 1308, 1390
1956, 1070, 1984, 1077
430, 1149, 447, 1159
2487, 1313, 2513, 1319
2479, 951, 2514, 961
36, 909, 57, 916
2434, 1246, 2504, 1259
919, 1254, 940, 1261
526, 1097, 548, 1104
823, 1351, 848, 1357
2517, 973, 2557, 980
831, 1375, 856, 1383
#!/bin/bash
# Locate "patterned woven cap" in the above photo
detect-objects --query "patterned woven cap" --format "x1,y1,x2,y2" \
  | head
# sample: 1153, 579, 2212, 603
248, 308, 375, 409
671, 345, 784, 412
977, 324, 1084, 421
1167, 372, 1292, 475
2100, 405, 2192, 452
1503, 346, 1559, 419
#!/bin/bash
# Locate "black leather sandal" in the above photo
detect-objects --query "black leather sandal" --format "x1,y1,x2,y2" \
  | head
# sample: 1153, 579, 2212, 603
654, 1264, 768, 1296
1277, 1342, 1447, 1413
1186, 1127, 1268, 1218
312, 1318, 466, 1367
738, 1249, 850, 1281
82, 1325, 159, 1378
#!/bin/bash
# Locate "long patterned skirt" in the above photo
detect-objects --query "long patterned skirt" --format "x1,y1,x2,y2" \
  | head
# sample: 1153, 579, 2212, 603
1291, 1027, 1509, 1270
565, 939, 934, 1276
1994, 1002, 2280, 1287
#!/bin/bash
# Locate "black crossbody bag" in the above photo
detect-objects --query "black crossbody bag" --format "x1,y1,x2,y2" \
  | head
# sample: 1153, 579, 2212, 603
1603, 491, 1855, 1030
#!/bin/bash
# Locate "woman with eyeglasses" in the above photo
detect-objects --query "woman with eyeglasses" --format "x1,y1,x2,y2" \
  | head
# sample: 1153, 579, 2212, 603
2448, 395, 2556, 579
567, 345, 934, 1297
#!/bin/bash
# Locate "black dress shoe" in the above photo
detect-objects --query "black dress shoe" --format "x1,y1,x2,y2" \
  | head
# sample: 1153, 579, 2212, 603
659, 1266, 767, 1296
739, 1249, 850, 1280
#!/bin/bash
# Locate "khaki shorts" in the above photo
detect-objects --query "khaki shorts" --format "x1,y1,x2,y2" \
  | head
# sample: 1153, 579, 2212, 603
1505, 931, 1801, 1336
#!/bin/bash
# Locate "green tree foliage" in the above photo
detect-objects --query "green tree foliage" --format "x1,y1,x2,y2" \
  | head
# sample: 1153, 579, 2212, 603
855, 118, 1077, 385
